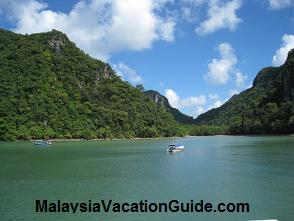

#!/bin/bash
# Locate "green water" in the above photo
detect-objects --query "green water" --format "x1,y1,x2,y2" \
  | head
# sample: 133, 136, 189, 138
0, 136, 293, 221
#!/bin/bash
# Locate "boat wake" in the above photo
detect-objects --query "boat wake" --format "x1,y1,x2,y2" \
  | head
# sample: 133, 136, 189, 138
167, 144, 184, 153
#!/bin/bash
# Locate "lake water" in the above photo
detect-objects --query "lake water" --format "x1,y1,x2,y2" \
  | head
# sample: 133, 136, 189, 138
0, 136, 293, 221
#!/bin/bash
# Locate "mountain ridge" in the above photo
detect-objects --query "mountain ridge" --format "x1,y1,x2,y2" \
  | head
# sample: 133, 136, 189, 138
0, 29, 180, 140
0, 28, 293, 139
194, 50, 294, 134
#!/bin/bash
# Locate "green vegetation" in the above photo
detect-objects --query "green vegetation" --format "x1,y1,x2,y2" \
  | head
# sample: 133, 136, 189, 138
0, 28, 293, 141
144, 90, 228, 135
183, 125, 227, 136
0, 29, 180, 141
195, 50, 294, 134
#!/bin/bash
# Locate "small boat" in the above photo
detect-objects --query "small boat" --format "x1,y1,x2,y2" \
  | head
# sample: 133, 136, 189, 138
167, 144, 184, 153
33, 140, 52, 146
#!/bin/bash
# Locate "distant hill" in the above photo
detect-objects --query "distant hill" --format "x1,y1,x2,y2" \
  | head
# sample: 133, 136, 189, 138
0, 29, 179, 140
195, 50, 294, 134
145, 90, 194, 124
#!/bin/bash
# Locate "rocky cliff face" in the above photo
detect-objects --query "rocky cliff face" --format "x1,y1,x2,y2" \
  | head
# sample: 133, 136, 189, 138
253, 49, 294, 102
145, 90, 169, 107
48, 29, 66, 54
46, 29, 114, 81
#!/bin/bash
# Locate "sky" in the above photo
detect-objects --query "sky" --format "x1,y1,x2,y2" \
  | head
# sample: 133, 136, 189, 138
0, 0, 293, 117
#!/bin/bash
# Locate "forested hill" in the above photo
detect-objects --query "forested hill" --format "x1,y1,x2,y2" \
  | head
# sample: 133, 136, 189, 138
195, 50, 294, 134
145, 90, 194, 124
0, 29, 179, 141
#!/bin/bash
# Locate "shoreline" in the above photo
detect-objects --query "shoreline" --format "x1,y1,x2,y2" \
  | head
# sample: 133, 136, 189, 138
0, 134, 292, 143
1, 135, 217, 142
30, 136, 185, 142
30, 134, 294, 141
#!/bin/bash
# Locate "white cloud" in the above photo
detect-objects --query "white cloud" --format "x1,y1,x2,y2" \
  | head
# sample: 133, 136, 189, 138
165, 89, 206, 108
208, 93, 219, 100
205, 42, 237, 85
194, 106, 205, 116
181, 95, 206, 107
158, 19, 176, 42
0, 0, 176, 61
205, 42, 247, 87
206, 88, 242, 111
165, 88, 207, 117
268, 0, 294, 9
272, 34, 294, 66
207, 100, 223, 110
112, 62, 142, 84
165, 89, 180, 107
195, 0, 242, 35
235, 71, 247, 88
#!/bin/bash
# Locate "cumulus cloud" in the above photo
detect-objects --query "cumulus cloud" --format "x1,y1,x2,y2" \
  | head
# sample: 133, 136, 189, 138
165, 89, 180, 107
272, 34, 294, 66
268, 0, 294, 9
165, 88, 207, 117
0, 0, 176, 61
205, 42, 237, 85
181, 95, 206, 107
165, 89, 206, 108
112, 62, 142, 84
195, 0, 242, 35
205, 42, 246, 87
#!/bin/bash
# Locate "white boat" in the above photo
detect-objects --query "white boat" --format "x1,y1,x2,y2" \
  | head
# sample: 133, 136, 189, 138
167, 144, 184, 153
33, 140, 52, 146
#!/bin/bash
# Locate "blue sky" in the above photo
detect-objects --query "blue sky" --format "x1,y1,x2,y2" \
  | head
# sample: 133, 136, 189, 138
0, 0, 293, 117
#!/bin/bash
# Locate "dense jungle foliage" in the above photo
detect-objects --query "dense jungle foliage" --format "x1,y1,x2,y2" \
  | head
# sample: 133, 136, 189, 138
0, 29, 182, 140
1, 29, 293, 140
